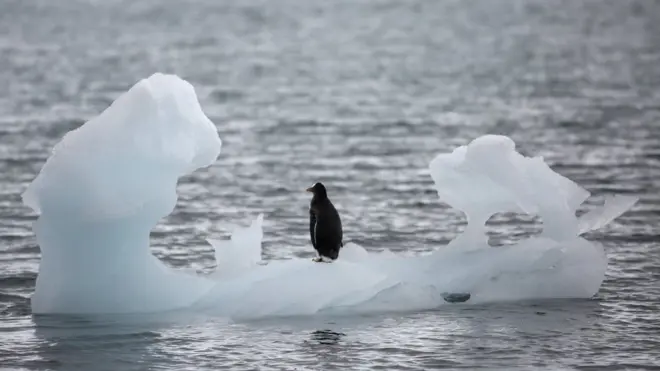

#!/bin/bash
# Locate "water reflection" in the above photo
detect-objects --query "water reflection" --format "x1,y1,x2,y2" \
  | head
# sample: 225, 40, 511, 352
29, 312, 186, 370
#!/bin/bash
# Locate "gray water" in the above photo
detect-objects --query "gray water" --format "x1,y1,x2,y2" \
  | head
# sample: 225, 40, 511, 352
1, 0, 659, 370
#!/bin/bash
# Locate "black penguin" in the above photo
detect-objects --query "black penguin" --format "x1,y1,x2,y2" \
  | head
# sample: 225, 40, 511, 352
306, 182, 343, 262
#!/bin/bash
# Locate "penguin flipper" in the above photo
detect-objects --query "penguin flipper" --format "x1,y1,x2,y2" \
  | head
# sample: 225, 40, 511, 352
309, 211, 317, 248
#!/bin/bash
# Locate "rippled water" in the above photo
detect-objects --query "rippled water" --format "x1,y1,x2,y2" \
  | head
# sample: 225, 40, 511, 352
1, 0, 659, 369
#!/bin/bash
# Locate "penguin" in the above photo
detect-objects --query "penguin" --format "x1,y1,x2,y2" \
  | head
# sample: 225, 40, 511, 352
306, 182, 343, 263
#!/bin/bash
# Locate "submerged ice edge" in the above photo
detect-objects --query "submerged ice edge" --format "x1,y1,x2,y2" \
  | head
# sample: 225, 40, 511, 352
22, 74, 639, 317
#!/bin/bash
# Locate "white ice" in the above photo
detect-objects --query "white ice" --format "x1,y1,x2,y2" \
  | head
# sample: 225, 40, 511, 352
23, 73, 639, 319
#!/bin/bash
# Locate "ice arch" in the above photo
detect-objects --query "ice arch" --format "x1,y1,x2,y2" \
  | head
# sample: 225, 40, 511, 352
23, 74, 221, 314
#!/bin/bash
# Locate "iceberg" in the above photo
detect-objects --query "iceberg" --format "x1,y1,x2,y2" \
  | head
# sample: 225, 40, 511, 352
23, 73, 638, 319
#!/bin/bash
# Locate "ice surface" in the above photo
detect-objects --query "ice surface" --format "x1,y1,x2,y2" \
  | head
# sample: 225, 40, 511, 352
23, 74, 638, 318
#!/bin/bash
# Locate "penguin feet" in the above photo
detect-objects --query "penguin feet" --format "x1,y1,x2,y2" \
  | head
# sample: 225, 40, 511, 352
312, 256, 333, 263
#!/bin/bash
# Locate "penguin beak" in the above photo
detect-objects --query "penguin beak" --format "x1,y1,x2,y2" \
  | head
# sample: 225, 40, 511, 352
305, 187, 313, 193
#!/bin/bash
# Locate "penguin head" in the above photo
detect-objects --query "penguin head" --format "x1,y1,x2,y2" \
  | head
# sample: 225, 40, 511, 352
306, 182, 327, 199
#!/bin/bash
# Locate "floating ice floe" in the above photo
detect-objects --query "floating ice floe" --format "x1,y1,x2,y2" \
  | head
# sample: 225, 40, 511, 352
22, 73, 638, 318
